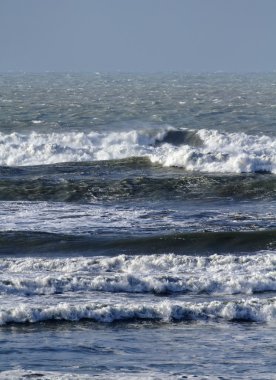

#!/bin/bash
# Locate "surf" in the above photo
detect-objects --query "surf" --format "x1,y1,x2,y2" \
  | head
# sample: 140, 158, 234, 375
0, 128, 275, 174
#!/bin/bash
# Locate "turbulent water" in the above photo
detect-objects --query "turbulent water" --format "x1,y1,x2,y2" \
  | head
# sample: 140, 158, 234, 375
0, 73, 275, 379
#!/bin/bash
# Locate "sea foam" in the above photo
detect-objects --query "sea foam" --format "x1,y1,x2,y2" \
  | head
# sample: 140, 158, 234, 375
0, 128, 275, 173
152, 129, 276, 173
0, 297, 275, 325
1, 253, 275, 296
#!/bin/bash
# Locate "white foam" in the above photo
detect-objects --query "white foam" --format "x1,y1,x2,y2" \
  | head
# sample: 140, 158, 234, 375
1, 253, 275, 296
0, 297, 275, 325
0, 128, 275, 173
151, 129, 276, 173
0, 130, 154, 166
1, 252, 275, 273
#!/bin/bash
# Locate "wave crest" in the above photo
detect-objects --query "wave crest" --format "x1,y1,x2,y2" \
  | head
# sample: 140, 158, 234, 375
0, 298, 275, 325
0, 128, 275, 173
1, 253, 275, 296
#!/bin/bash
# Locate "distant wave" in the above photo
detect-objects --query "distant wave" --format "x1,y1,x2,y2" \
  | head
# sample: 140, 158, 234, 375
0, 127, 275, 173
0, 371, 88, 380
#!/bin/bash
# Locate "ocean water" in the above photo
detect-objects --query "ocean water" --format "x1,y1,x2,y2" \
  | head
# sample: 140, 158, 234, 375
0, 72, 275, 379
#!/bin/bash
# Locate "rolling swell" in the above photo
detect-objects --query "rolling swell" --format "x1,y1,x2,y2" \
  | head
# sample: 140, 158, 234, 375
0, 230, 275, 256
0, 169, 275, 202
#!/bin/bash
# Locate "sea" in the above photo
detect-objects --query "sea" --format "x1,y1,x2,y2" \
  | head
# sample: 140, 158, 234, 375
0, 72, 275, 380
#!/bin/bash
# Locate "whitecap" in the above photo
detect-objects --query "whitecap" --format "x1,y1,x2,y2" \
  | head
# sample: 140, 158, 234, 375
0, 128, 275, 173
0, 297, 275, 325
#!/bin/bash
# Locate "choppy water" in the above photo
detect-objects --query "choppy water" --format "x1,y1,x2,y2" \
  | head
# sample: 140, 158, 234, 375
0, 73, 275, 379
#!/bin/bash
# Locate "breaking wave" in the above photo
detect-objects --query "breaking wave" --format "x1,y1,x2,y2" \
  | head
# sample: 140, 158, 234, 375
0, 128, 275, 173
0, 253, 275, 296
0, 297, 275, 325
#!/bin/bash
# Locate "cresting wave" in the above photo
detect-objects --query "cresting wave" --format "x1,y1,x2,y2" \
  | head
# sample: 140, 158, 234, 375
0, 253, 275, 296
0, 128, 275, 173
0, 297, 275, 325
2, 252, 274, 273
1, 230, 275, 255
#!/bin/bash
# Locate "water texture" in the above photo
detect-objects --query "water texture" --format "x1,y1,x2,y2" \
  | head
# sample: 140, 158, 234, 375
0, 73, 275, 379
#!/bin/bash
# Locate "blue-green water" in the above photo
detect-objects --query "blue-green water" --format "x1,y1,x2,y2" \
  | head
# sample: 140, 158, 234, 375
0, 73, 275, 379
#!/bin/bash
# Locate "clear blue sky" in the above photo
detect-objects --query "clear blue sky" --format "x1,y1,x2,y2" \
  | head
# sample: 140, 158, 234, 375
1, 0, 276, 72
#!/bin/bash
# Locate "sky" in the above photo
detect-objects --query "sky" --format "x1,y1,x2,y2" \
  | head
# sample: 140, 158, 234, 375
0, 0, 276, 73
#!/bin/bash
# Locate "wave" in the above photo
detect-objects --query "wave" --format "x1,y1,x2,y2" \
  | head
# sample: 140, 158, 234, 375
0, 128, 275, 173
152, 129, 276, 174
0, 230, 275, 255
0, 297, 275, 325
1, 253, 275, 296
0, 172, 275, 202
2, 252, 274, 274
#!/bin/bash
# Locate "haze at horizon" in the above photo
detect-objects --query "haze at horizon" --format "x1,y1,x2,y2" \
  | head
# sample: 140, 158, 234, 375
0, 0, 276, 73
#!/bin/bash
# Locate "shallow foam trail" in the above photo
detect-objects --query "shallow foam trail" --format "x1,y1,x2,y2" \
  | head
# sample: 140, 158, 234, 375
0, 200, 275, 236
0, 128, 275, 173
0, 371, 95, 380
0, 370, 212, 380
1, 253, 275, 296
0, 297, 275, 325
